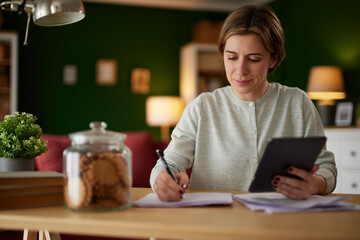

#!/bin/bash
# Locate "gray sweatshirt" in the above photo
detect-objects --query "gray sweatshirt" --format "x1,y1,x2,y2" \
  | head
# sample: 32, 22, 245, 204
150, 82, 337, 194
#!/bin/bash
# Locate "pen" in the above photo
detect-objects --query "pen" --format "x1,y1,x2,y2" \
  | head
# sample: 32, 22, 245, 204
156, 149, 179, 184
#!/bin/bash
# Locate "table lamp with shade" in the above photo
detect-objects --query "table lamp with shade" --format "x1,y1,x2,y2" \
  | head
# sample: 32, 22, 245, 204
146, 96, 184, 141
307, 66, 346, 126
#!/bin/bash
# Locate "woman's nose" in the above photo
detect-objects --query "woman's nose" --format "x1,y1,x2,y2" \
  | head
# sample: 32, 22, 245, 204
236, 59, 248, 75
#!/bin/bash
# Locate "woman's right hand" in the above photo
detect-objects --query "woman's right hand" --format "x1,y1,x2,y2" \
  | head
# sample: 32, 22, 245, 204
154, 170, 189, 202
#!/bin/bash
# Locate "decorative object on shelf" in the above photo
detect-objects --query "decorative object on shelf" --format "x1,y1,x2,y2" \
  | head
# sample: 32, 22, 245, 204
335, 101, 356, 126
0, 0, 85, 45
131, 68, 151, 94
192, 20, 223, 44
146, 96, 184, 141
307, 66, 346, 126
0, 112, 48, 171
96, 59, 117, 86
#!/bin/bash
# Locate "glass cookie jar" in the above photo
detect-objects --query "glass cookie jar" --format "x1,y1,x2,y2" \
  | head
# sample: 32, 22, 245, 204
63, 122, 132, 211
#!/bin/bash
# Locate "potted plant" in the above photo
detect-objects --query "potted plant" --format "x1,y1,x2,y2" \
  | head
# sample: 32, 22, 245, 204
0, 112, 48, 171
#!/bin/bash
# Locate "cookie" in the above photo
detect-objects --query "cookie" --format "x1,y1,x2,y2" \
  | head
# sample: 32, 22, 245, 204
65, 152, 130, 210
93, 157, 120, 186
64, 177, 92, 209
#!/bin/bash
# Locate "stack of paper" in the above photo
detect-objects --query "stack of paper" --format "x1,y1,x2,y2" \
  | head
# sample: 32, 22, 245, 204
133, 192, 233, 207
233, 192, 360, 214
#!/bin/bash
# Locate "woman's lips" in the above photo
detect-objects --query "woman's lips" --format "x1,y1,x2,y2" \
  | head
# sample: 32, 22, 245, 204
232, 73, 252, 86
235, 79, 252, 86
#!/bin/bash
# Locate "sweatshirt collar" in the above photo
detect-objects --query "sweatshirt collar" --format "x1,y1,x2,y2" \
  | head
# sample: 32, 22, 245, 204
228, 82, 275, 105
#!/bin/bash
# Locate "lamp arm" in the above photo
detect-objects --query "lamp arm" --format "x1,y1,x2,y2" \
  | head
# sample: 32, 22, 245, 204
0, 0, 24, 11
0, 0, 32, 45
23, 0, 34, 45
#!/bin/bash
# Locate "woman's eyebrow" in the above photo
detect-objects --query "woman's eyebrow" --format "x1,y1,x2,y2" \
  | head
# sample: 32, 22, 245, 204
224, 50, 238, 54
224, 50, 263, 56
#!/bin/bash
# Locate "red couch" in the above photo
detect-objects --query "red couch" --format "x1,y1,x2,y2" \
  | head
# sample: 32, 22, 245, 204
0, 131, 168, 240
35, 132, 168, 188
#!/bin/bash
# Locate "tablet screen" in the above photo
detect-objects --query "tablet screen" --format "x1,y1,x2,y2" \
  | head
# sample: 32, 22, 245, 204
248, 137, 326, 192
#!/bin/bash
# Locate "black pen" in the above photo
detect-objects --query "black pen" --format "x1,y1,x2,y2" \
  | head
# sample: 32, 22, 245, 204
156, 149, 179, 184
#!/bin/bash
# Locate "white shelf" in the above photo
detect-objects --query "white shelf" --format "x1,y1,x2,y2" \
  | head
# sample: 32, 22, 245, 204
325, 128, 360, 194
180, 43, 226, 105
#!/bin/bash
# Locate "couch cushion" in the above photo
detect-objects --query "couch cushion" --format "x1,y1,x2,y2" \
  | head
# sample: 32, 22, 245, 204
35, 132, 158, 188
35, 134, 71, 173
124, 132, 157, 187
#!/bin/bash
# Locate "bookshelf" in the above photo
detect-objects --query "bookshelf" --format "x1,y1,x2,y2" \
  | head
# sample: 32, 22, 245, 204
0, 32, 18, 121
180, 43, 227, 105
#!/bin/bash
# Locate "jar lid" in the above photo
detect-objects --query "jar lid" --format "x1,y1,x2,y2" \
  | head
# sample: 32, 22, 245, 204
69, 122, 126, 145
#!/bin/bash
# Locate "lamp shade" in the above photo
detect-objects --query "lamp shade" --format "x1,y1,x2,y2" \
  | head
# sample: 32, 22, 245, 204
33, 0, 85, 26
307, 66, 346, 101
146, 96, 184, 127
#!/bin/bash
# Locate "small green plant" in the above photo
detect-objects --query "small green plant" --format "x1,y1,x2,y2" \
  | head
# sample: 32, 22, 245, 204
0, 112, 48, 158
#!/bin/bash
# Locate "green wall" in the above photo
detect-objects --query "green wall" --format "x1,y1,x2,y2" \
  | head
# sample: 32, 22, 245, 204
2, 0, 360, 139
273, 0, 360, 96
3, 3, 227, 138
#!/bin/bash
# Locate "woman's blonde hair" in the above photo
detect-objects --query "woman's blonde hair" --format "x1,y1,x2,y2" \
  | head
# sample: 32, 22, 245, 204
218, 5, 285, 73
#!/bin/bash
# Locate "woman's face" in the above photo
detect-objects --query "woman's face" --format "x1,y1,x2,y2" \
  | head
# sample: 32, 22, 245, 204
224, 33, 276, 101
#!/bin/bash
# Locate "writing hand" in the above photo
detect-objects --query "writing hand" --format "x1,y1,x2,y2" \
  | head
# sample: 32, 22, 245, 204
154, 170, 189, 202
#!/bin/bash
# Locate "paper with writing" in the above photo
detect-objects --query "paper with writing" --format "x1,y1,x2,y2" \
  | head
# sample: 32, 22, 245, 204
133, 192, 233, 207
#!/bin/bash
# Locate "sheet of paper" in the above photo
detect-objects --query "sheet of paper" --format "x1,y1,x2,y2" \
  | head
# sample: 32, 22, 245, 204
233, 192, 350, 208
233, 192, 360, 214
133, 192, 233, 207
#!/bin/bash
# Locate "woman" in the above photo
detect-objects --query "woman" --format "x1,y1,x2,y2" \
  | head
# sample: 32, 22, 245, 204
150, 5, 336, 201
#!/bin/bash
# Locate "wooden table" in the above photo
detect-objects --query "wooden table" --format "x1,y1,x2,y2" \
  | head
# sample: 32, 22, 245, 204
0, 188, 359, 240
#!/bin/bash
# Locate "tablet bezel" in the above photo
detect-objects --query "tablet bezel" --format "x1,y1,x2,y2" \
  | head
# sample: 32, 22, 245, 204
248, 137, 326, 192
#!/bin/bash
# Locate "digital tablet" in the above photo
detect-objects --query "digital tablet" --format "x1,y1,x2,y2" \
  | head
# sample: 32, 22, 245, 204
248, 137, 326, 192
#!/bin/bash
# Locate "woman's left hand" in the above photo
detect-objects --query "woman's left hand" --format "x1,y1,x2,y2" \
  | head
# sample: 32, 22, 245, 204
271, 165, 326, 200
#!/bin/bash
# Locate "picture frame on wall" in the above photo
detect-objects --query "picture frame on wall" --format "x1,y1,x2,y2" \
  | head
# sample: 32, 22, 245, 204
334, 101, 355, 126
96, 59, 118, 86
131, 68, 151, 94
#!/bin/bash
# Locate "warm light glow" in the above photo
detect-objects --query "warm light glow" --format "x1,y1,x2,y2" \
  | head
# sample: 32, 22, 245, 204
307, 92, 346, 100
146, 96, 184, 141
307, 66, 346, 101
146, 96, 184, 126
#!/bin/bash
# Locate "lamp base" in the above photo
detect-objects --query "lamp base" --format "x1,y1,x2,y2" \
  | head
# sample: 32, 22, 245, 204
317, 104, 335, 126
